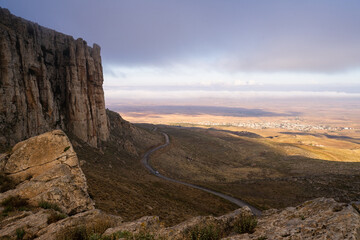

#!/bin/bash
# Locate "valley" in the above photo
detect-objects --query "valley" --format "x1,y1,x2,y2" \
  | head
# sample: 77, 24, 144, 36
1, 4, 360, 238
111, 99, 360, 212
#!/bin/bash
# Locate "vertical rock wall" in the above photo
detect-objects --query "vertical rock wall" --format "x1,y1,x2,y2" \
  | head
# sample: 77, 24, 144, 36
0, 8, 109, 147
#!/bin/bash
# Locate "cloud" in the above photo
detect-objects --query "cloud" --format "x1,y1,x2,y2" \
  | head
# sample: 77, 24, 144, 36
3, 0, 360, 73
105, 89, 360, 101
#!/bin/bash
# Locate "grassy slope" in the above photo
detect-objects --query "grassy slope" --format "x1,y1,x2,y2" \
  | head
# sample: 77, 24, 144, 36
151, 125, 360, 210
72, 111, 237, 226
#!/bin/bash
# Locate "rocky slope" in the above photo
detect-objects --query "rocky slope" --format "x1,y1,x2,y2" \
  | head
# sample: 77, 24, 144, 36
0, 7, 109, 148
0, 131, 359, 239
225, 198, 360, 240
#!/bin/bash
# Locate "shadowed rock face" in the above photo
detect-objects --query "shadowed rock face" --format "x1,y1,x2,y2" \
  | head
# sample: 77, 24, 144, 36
0, 7, 109, 147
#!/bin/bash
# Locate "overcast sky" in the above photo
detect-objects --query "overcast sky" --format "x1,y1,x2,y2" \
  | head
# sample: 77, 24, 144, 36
2, 0, 360, 102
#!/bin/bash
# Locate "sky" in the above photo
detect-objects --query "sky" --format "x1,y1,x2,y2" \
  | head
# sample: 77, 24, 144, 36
1, 0, 360, 104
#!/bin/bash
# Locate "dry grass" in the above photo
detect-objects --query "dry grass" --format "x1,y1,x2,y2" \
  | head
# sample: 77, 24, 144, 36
73, 112, 237, 226
47, 211, 67, 224
150, 125, 360, 210
1, 195, 29, 213
74, 109, 360, 225
56, 216, 114, 240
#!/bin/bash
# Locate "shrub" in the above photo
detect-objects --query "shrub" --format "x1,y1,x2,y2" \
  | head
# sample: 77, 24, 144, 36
109, 231, 156, 240
47, 211, 67, 224
257, 237, 267, 240
56, 217, 114, 240
86, 217, 113, 236
131, 231, 156, 240
1, 195, 29, 213
16, 228, 25, 240
38, 200, 62, 212
0, 173, 16, 193
88, 233, 102, 240
64, 146, 71, 152
233, 214, 257, 234
186, 223, 222, 240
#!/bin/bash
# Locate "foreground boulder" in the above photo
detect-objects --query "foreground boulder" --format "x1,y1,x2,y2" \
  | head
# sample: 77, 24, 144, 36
0, 130, 94, 214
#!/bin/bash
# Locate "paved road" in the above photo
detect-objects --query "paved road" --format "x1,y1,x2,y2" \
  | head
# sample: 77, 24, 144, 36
141, 132, 262, 216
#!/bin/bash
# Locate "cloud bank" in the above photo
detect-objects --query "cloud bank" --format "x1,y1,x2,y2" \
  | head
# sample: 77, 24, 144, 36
3, 0, 360, 73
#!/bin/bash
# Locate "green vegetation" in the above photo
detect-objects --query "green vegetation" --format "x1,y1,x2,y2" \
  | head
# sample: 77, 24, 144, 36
185, 215, 258, 240
47, 211, 67, 224
56, 217, 114, 240
63, 146, 70, 152
257, 237, 267, 240
57, 229, 157, 240
16, 228, 25, 240
1, 195, 29, 214
115, 231, 156, 240
186, 224, 222, 240
38, 200, 62, 212
233, 214, 257, 234
0, 172, 16, 193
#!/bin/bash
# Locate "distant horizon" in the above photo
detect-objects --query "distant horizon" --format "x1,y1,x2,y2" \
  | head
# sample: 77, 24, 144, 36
2, 1, 360, 103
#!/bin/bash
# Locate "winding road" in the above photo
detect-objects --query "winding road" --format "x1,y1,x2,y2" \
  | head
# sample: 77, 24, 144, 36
141, 132, 262, 216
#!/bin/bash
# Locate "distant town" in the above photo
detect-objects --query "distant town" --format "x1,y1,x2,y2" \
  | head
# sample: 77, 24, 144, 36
177, 121, 354, 132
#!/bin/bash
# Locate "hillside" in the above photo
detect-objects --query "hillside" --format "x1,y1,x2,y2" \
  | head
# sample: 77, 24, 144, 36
0, 131, 359, 239
150, 125, 360, 210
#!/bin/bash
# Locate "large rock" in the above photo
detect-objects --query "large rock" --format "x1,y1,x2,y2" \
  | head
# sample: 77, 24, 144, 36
0, 210, 50, 238
103, 207, 254, 239
225, 198, 360, 240
0, 7, 109, 148
0, 130, 94, 214
36, 209, 123, 240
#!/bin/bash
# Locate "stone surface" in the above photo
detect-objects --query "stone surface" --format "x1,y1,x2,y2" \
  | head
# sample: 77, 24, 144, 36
104, 215, 161, 236
103, 199, 360, 240
225, 198, 360, 240
161, 207, 254, 240
0, 210, 50, 239
0, 7, 109, 148
103, 207, 254, 240
36, 209, 123, 240
0, 130, 94, 214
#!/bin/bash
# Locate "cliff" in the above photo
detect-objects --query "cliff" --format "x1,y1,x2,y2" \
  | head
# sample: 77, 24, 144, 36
0, 7, 109, 147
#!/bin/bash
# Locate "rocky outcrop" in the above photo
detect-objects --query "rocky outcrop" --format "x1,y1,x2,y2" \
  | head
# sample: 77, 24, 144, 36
226, 198, 360, 240
0, 131, 115, 239
0, 7, 109, 148
102, 198, 360, 240
36, 209, 123, 240
0, 130, 94, 214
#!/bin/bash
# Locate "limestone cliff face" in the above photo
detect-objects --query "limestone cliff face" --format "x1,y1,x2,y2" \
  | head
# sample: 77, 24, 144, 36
0, 8, 109, 147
